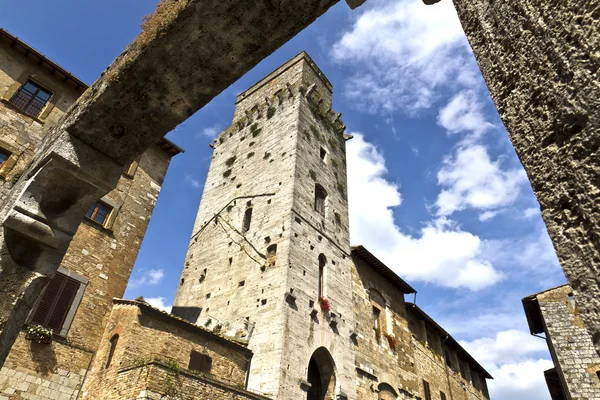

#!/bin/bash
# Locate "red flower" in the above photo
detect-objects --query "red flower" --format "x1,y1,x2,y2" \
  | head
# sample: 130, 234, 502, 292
318, 296, 331, 311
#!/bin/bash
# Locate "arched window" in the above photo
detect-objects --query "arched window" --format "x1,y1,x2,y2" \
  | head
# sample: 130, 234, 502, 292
105, 334, 119, 368
318, 254, 327, 298
378, 383, 398, 400
267, 244, 277, 267
242, 202, 253, 233
314, 184, 327, 216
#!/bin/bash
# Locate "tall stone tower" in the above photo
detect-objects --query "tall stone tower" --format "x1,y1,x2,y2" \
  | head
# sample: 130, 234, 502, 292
173, 52, 356, 399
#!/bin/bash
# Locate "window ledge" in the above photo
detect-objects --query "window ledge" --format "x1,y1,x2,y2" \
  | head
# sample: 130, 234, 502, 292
82, 217, 113, 234
0, 98, 46, 124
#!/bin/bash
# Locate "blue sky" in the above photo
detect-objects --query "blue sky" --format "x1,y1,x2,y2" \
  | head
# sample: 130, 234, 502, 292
1, 0, 567, 398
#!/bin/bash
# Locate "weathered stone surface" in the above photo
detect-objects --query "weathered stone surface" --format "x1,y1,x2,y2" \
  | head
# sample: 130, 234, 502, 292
452, 0, 600, 354
82, 300, 268, 400
523, 285, 600, 399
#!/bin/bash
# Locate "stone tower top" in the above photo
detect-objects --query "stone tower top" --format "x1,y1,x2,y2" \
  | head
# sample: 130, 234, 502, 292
233, 51, 333, 120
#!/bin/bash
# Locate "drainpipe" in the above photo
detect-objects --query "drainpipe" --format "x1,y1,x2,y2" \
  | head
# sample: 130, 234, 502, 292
441, 335, 455, 400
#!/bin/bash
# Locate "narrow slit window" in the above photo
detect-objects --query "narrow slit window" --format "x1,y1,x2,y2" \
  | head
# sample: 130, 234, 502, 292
267, 244, 277, 267
10, 80, 52, 117
318, 254, 326, 298
423, 380, 431, 400
320, 147, 327, 161
314, 184, 327, 216
105, 334, 119, 368
242, 203, 253, 233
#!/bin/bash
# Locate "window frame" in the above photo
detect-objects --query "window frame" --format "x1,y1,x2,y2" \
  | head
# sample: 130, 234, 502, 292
242, 203, 253, 233
0, 148, 10, 169
85, 198, 119, 229
27, 266, 88, 337
9, 79, 53, 118
314, 184, 327, 216
423, 380, 432, 400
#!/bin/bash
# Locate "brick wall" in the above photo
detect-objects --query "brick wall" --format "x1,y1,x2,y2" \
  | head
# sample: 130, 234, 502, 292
82, 301, 267, 400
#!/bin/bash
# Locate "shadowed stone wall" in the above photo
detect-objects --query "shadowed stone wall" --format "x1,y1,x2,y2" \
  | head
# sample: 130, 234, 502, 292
452, 0, 600, 354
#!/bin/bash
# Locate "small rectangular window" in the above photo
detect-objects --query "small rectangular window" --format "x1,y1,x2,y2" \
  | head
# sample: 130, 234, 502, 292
423, 380, 431, 400
314, 184, 327, 216
189, 350, 212, 373
29, 272, 81, 334
0, 149, 10, 168
10, 80, 52, 117
440, 392, 446, 400
320, 147, 327, 161
86, 201, 113, 226
242, 207, 253, 233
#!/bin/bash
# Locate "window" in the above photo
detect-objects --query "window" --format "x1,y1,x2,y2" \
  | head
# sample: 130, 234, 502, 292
423, 380, 431, 400
472, 370, 481, 390
86, 201, 113, 226
9, 80, 52, 117
440, 392, 446, 400
189, 350, 212, 373
314, 184, 327, 216
29, 271, 84, 335
0, 149, 10, 168
318, 254, 326, 297
426, 329, 441, 354
242, 202, 253, 233
320, 147, 327, 161
373, 306, 381, 338
267, 244, 277, 267
459, 359, 470, 381
105, 334, 119, 368
444, 348, 455, 370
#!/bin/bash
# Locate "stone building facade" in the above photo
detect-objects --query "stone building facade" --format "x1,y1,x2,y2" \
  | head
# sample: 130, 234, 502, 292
523, 285, 600, 399
81, 299, 269, 400
0, 29, 182, 399
173, 52, 491, 400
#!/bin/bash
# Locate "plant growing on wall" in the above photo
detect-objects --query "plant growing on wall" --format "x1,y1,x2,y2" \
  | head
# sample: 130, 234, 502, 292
318, 296, 331, 312
373, 326, 381, 341
25, 325, 52, 344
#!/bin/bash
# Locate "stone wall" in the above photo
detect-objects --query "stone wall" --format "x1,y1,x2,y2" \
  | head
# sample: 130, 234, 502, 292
537, 285, 600, 399
82, 301, 267, 400
452, 0, 600, 354
351, 253, 490, 400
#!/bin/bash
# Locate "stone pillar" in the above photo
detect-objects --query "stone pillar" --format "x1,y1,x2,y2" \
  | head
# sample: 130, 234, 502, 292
0, 131, 122, 364
451, 0, 600, 353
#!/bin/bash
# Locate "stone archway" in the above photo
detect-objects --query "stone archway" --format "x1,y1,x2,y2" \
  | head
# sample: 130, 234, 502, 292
378, 383, 397, 400
307, 347, 336, 400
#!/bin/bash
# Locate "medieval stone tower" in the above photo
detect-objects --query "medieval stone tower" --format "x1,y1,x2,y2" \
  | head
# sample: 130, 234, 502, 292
173, 52, 356, 399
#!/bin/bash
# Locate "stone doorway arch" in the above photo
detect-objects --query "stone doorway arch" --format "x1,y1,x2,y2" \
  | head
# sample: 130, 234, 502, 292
307, 347, 336, 400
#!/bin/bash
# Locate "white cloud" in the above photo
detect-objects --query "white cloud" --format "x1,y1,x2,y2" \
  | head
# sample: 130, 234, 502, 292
145, 297, 172, 313
185, 174, 202, 189
331, 0, 480, 114
523, 207, 540, 219
197, 124, 221, 138
488, 359, 554, 400
129, 268, 164, 288
479, 210, 499, 222
347, 133, 503, 291
436, 144, 528, 216
460, 330, 553, 400
460, 330, 548, 367
438, 90, 494, 137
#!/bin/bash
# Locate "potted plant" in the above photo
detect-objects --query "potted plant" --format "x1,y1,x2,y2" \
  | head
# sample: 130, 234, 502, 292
318, 296, 331, 312
25, 325, 52, 344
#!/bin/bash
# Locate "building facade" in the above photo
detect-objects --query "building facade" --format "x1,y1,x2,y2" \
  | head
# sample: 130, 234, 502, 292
523, 285, 600, 400
0, 29, 182, 399
172, 52, 492, 400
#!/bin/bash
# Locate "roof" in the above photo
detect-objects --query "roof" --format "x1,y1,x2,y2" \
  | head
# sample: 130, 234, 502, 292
522, 284, 569, 335
406, 303, 493, 380
0, 28, 88, 93
156, 137, 184, 157
351, 245, 416, 294
113, 299, 251, 354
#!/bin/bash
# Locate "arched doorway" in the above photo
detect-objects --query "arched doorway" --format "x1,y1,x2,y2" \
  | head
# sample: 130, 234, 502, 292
378, 383, 397, 400
306, 347, 336, 400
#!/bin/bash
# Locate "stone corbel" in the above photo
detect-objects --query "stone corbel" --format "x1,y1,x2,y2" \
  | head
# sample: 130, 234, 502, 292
286, 83, 294, 98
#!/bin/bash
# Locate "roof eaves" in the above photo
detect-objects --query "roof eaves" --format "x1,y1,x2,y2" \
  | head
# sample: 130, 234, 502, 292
350, 245, 416, 294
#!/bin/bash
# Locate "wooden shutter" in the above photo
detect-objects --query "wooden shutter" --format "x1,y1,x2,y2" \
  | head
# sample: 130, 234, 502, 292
30, 273, 79, 333
189, 350, 212, 373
